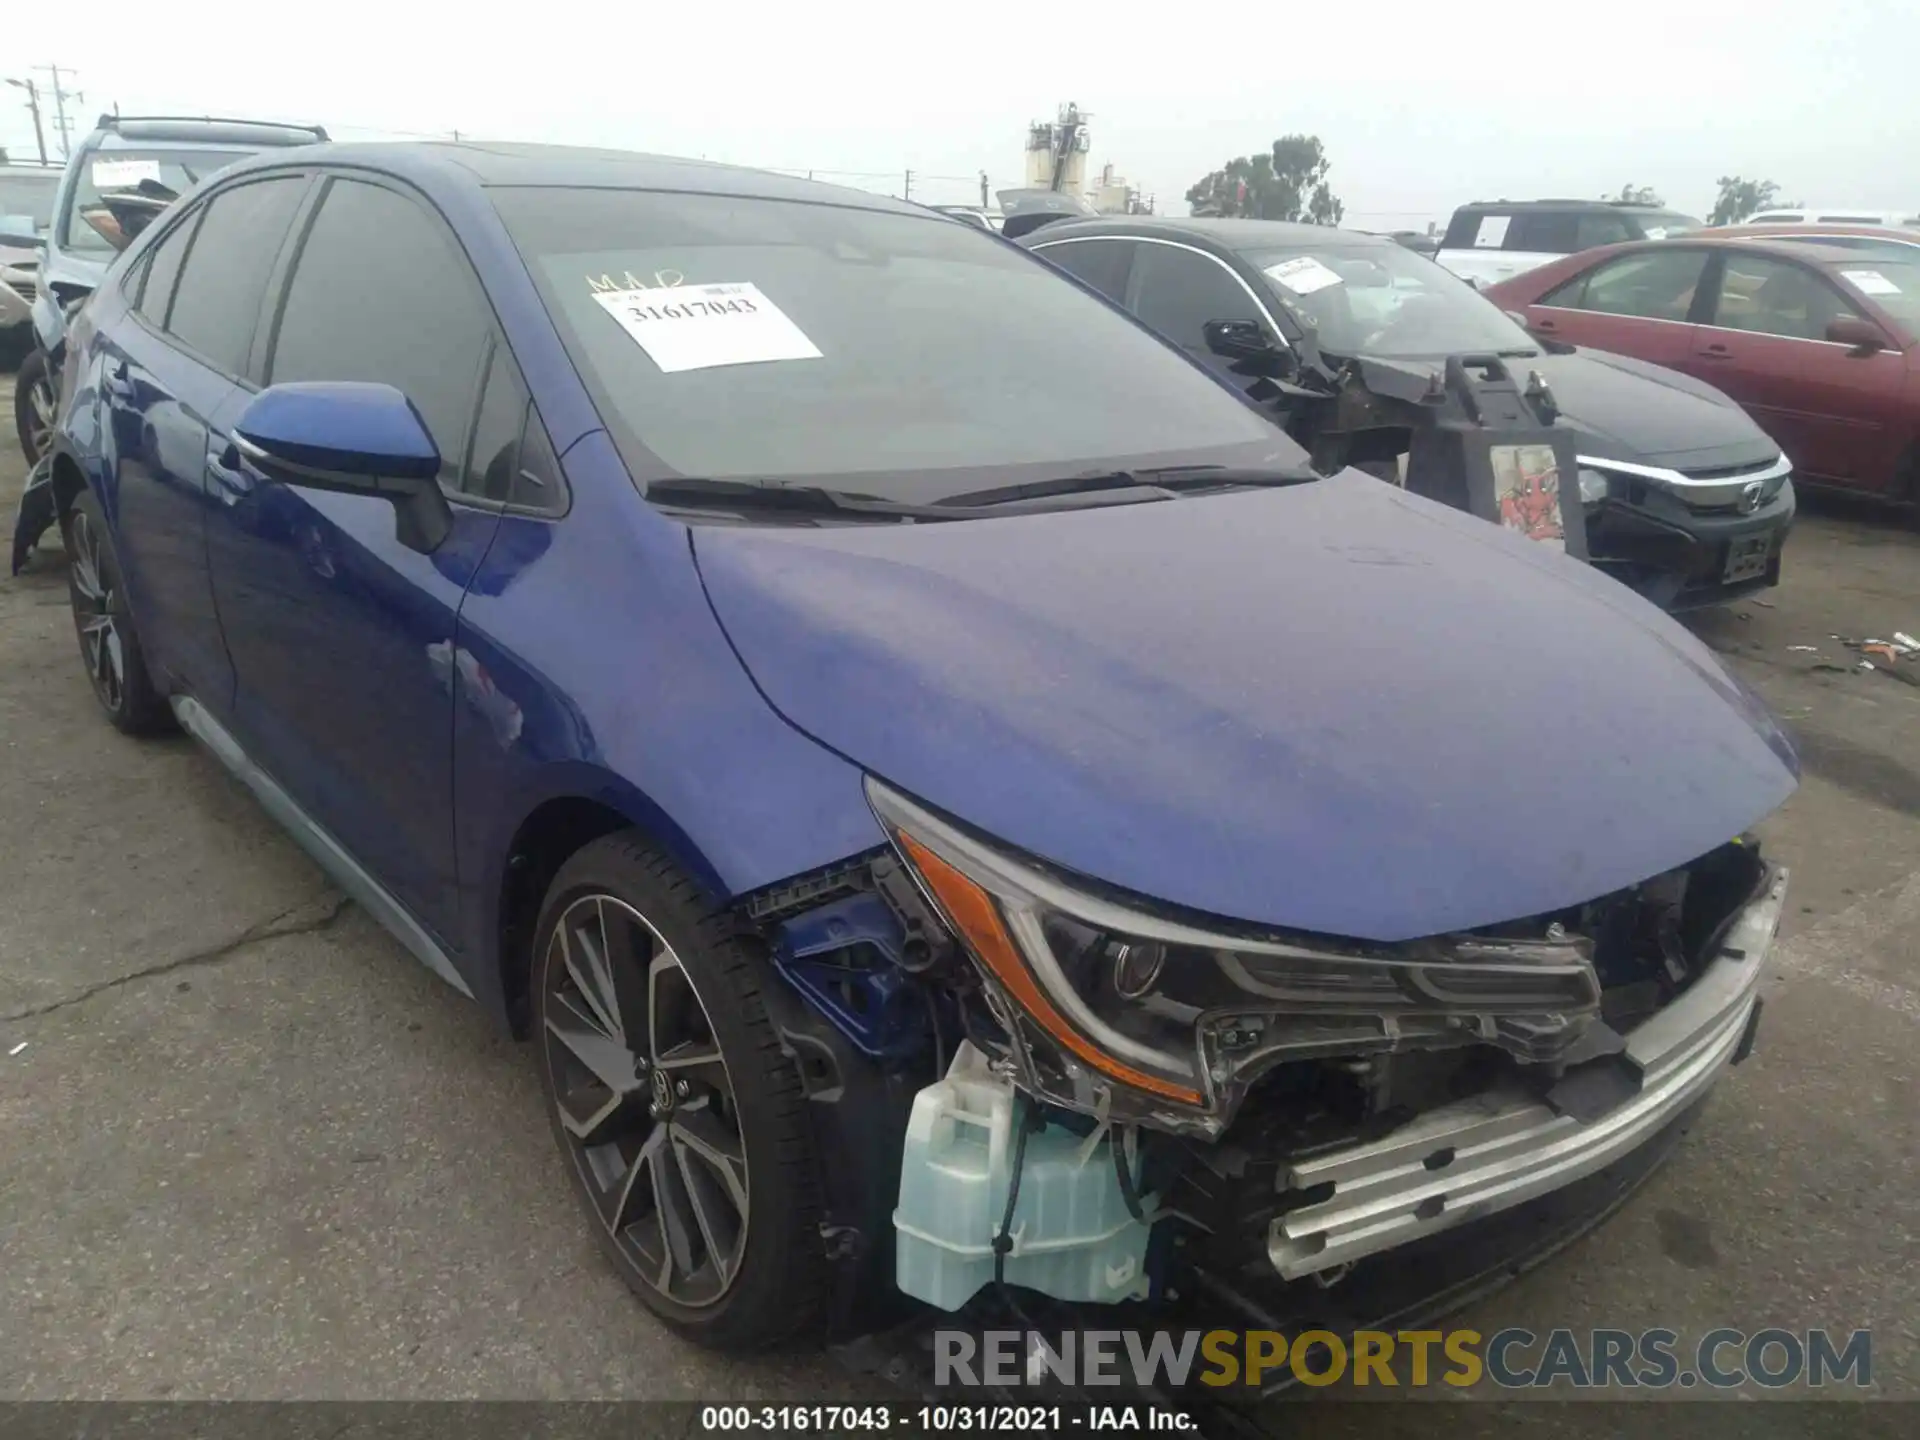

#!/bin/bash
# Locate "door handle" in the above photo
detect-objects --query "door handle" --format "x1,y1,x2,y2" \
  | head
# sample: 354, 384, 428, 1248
1697, 343, 1733, 360
1533, 317, 1558, 331
205, 439, 259, 505
103, 359, 135, 401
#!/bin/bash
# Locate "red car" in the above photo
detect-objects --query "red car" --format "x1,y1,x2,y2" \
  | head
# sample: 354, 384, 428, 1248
1485, 237, 1919, 500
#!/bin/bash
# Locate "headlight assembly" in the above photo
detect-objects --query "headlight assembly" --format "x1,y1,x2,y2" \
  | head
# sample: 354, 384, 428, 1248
867, 779, 1604, 1136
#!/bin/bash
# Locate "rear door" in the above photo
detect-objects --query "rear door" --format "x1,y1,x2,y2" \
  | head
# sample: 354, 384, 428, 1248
98, 173, 310, 707
1691, 252, 1908, 490
1521, 246, 1711, 367
203, 173, 507, 942
1028, 234, 1136, 306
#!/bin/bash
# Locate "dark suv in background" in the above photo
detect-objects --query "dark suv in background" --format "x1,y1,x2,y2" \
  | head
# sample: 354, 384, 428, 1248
9, 113, 326, 464
1436, 198, 1704, 290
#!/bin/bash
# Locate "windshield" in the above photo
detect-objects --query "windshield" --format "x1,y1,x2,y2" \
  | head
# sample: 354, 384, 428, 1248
1832, 259, 1920, 336
62, 147, 252, 252
1241, 241, 1537, 359
493, 187, 1302, 504
0, 172, 59, 230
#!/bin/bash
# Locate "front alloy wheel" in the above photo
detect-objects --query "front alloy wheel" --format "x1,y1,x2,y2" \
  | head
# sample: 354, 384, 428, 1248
543, 893, 750, 1307
62, 488, 171, 735
532, 835, 831, 1348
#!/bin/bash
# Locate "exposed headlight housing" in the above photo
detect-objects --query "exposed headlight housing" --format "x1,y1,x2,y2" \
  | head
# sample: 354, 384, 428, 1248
867, 779, 1603, 1137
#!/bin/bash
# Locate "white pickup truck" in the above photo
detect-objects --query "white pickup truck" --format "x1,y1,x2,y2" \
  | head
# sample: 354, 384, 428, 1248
1434, 199, 1704, 288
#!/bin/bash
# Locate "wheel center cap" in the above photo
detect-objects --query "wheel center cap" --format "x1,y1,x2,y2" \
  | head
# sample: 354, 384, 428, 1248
651, 1066, 674, 1115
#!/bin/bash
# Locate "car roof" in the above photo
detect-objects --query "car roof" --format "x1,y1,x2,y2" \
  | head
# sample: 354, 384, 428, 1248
86, 115, 329, 150
1453, 198, 1686, 212
1021, 215, 1393, 251
221, 140, 927, 217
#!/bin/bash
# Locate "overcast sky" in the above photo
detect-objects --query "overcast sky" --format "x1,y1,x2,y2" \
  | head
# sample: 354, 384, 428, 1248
9, 0, 1916, 226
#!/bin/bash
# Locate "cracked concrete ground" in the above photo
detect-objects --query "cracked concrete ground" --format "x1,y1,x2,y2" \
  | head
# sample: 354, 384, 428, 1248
1, 365, 1917, 1428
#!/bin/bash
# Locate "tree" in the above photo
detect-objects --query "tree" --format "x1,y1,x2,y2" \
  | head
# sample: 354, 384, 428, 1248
1607, 184, 1663, 205
1709, 175, 1786, 226
1187, 134, 1344, 225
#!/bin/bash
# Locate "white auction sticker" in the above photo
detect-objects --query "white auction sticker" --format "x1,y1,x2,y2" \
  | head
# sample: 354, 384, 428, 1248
591, 281, 821, 373
1842, 269, 1901, 295
1473, 215, 1511, 248
1264, 255, 1345, 295
90, 158, 163, 189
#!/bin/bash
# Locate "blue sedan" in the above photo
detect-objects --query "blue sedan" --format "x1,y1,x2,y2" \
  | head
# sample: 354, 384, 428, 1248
44, 142, 1798, 1350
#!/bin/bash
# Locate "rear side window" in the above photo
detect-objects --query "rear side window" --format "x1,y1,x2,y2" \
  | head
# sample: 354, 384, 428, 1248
1544, 249, 1710, 321
1574, 212, 1634, 249
1034, 237, 1135, 302
133, 210, 201, 327
1508, 211, 1579, 254
165, 176, 306, 375
269, 177, 492, 483
1443, 209, 1503, 248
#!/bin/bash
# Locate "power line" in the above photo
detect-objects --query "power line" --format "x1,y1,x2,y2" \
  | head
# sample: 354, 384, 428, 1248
32, 63, 81, 159
3, 75, 50, 165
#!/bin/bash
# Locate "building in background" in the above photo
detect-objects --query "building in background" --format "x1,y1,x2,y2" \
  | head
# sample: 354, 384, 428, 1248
1021, 104, 1152, 215
1024, 103, 1090, 193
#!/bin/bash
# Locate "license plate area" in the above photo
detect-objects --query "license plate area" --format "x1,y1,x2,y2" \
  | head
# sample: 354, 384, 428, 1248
1723, 533, 1773, 584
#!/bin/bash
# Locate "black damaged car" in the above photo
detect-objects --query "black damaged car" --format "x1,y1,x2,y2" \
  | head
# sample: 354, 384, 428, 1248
1021, 217, 1796, 611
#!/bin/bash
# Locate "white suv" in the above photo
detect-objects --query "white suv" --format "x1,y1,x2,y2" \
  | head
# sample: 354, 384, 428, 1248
1435, 199, 1704, 288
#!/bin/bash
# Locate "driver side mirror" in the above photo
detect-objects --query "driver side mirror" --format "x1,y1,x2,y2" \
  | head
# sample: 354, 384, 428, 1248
232, 382, 452, 553
1204, 318, 1286, 364
1825, 315, 1888, 355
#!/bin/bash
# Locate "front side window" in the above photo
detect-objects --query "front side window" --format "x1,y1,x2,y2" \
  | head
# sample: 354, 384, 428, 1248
1127, 243, 1266, 358
62, 147, 253, 254
492, 187, 1298, 505
1710, 255, 1860, 340
1546, 249, 1710, 322
1241, 242, 1535, 359
165, 176, 306, 376
269, 178, 492, 483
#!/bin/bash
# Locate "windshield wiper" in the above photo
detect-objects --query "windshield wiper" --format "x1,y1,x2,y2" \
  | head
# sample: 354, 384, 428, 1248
644, 477, 968, 522
939, 464, 1319, 509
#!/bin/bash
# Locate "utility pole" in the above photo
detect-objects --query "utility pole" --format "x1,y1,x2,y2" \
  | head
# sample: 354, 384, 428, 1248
5, 77, 49, 164
33, 64, 81, 159
903, 168, 913, 201
979, 170, 989, 207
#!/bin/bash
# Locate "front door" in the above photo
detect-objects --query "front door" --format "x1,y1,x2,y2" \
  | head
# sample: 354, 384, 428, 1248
203, 173, 505, 943
1691, 252, 1909, 491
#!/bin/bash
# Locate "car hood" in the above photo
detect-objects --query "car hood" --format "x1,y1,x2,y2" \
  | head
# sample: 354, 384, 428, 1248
692, 473, 1797, 942
1525, 348, 1780, 469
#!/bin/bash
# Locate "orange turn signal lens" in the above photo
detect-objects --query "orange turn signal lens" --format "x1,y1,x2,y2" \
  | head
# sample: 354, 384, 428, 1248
897, 832, 1204, 1106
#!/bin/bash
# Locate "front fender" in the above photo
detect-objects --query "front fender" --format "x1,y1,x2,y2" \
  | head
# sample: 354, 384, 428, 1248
29, 287, 67, 357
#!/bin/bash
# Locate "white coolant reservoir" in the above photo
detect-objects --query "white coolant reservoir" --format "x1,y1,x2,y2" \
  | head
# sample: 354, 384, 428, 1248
893, 1042, 1155, 1311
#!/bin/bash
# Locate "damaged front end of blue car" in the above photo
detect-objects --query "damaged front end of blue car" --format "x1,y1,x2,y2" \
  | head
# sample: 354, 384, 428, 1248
12, 450, 57, 576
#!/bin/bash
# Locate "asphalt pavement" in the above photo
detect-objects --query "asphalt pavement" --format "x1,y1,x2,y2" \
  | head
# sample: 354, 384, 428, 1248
1, 367, 1916, 1429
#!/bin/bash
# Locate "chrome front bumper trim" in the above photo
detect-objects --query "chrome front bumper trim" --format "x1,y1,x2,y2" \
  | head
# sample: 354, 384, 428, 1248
1268, 867, 1787, 1280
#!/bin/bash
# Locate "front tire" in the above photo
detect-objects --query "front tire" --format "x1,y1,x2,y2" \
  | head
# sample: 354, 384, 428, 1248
64, 487, 172, 735
15, 347, 55, 466
532, 833, 831, 1349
